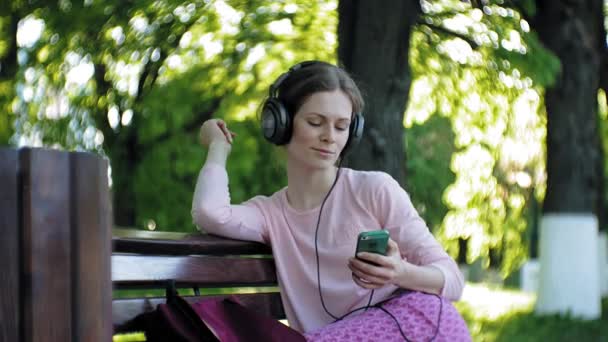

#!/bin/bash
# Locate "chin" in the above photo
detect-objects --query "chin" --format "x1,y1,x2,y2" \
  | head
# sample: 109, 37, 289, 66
297, 158, 337, 171
287, 148, 340, 170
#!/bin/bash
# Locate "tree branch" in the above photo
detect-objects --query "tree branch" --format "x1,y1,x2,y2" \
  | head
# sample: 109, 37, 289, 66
136, 20, 197, 102
417, 20, 480, 49
500, 0, 534, 26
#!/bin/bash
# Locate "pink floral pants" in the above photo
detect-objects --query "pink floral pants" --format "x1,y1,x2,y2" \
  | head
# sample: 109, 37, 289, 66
304, 291, 471, 342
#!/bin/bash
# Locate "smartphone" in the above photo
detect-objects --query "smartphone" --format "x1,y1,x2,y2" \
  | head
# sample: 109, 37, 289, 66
355, 230, 389, 258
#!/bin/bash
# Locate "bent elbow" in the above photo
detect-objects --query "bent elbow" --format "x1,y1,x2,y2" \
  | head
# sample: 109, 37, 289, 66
451, 268, 465, 300
191, 201, 223, 233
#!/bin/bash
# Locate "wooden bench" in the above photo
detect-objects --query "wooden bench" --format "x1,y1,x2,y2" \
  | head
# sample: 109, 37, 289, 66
0, 147, 284, 341
112, 228, 286, 328
1, 147, 112, 342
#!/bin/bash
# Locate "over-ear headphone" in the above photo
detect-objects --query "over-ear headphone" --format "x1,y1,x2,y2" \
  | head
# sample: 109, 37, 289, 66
261, 61, 364, 156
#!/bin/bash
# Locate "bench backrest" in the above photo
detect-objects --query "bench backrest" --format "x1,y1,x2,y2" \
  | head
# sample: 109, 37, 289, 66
112, 229, 285, 326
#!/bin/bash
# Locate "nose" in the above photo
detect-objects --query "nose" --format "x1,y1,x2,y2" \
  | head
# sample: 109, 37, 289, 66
320, 125, 336, 143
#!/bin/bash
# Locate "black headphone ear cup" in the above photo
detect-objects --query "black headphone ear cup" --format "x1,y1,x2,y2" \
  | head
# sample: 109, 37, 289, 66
342, 113, 364, 156
351, 113, 364, 143
261, 98, 292, 145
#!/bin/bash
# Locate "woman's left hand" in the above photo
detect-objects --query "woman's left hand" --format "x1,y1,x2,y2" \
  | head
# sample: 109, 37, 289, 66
348, 238, 410, 289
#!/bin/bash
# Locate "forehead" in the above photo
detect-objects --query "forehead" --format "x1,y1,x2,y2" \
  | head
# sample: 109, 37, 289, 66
296, 90, 352, 119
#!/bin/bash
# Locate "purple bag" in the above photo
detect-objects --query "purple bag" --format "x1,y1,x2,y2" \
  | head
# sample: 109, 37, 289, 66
191, 296, 306, 342
115, 281, 305, 342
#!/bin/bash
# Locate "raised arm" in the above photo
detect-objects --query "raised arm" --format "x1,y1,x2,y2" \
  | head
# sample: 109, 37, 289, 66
191, 120, 267, 243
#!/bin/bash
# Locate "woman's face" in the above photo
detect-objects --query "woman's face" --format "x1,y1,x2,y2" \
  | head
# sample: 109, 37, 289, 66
286, 89, 352, 170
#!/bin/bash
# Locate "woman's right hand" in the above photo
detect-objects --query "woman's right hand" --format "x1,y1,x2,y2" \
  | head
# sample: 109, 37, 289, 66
199, 119, 236, 147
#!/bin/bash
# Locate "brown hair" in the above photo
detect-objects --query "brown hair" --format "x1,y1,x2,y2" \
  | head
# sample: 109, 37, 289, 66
276, 61, 364, 118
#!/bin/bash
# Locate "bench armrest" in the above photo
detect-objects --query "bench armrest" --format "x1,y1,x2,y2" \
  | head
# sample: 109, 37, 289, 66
113, 228, 272, 256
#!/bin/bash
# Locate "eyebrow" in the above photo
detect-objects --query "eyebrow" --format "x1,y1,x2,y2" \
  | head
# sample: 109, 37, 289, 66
305, 112, 351, 122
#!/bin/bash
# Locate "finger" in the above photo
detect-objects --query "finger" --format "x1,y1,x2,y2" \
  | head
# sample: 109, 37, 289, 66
350, 259, 392, 283
225, 131, 233, 143
351, 256, 385, 273
356, 252, 390, 268
352, 273, 383, 289
387, 238, 398, 252
386, 239, 400, 257
352, 274, 368, 288
216, 121, 233, 143
350, 264, 389, 284
216, 120, 228, 133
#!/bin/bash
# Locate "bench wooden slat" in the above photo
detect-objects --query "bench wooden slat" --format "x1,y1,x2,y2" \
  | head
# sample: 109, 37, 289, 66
112, 254, 277, 288
71, 152, 112, 342
112, 293, 285, 326
113, 228, 272, 256
0, 148, 20, 342
21, 148, 73, 342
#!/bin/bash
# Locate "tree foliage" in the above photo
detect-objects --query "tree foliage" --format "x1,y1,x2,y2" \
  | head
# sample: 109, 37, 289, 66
406, 0, 559, 275
1, 0, 578, 277
4, 0, 337, 230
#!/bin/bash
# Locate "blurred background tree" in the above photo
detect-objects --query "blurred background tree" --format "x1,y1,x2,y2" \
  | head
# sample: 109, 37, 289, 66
2, 0, 603, 283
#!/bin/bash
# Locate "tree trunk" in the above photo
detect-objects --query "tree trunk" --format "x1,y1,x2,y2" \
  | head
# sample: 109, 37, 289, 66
597, 0, 608, 233
532, 0, 603, 318
535, 0, 602, 214
0, 11, 20, 144
110, 126, 138, 227
337, 0, 420, 185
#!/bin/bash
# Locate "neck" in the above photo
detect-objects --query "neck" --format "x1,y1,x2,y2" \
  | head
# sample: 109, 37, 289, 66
285, 162, 339, 211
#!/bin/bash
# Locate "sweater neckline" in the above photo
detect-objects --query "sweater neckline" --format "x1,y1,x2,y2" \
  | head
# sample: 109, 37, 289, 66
280, 168, 347, 216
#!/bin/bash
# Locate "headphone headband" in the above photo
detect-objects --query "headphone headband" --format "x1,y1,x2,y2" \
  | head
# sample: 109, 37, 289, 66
268, 61, 323, 98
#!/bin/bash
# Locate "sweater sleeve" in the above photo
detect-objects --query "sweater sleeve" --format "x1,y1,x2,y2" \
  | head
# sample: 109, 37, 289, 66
371, 173, 464, 301
191, 162, 268, 244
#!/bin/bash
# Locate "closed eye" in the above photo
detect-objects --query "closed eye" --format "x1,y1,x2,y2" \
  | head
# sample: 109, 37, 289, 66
307, 120, 322, 127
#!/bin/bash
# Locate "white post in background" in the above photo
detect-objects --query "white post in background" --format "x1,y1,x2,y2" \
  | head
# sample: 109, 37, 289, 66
520, 259, 539, 293
535, 214, 601, 319
599, 231, 608, 298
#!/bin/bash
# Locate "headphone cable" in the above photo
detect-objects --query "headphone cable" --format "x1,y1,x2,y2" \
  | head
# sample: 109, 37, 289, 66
314, 163, 343, 320
313, 161, 443, 341
314, 159, 376, 321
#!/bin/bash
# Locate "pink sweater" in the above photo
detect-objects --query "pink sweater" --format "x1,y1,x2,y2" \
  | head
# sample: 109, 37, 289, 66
191, 163, 464, 333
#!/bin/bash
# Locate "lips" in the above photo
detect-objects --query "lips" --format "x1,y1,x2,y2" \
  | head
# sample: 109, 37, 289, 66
311, 147, 335, 154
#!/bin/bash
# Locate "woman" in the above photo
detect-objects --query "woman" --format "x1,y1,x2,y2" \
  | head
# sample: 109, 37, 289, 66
192, 61, 470, 341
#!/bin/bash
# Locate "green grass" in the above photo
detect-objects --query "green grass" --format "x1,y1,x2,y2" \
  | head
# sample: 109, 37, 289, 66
456, 283, 608, 341
113, 286, 280, 299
